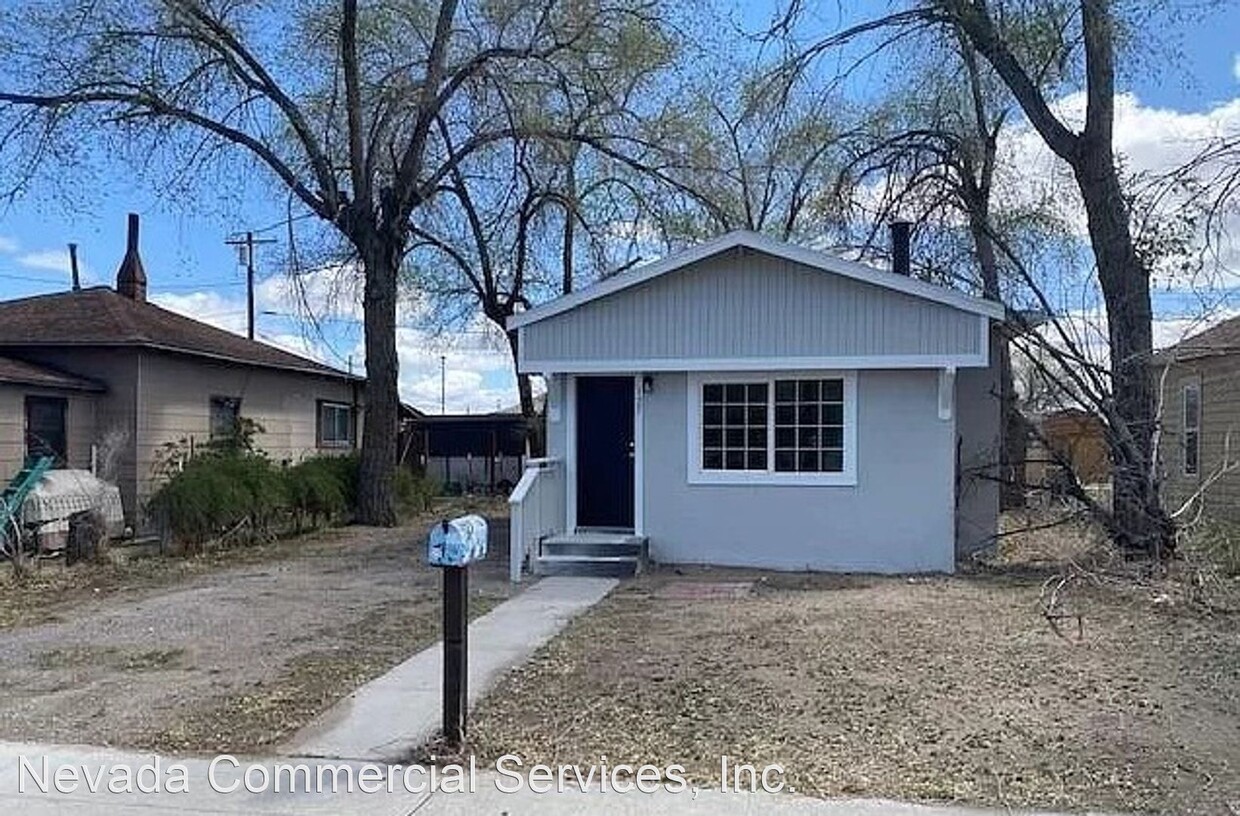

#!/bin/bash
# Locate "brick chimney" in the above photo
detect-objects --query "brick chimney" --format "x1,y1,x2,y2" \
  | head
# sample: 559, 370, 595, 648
116, 212, 147, 302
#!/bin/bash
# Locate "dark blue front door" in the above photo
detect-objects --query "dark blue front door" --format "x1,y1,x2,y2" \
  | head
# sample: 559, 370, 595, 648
576, 377, 634, 529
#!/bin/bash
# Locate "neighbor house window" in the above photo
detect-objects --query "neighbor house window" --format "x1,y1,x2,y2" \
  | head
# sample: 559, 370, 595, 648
317, 400, 355, 448
25, 396, 67, 464
209, 396, 242, 439
690, 372, 856, 485
1183, 382, 1200, 476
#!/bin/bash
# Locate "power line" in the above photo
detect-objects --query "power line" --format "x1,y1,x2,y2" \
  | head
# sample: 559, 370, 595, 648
247, 211, 318, 235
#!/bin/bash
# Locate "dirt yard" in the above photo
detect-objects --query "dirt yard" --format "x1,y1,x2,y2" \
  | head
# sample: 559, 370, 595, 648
0, 499, 514, 754
468, 537, 1240, 815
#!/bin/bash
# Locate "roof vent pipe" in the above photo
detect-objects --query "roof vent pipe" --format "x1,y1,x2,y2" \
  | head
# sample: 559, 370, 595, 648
68, 243, 81, 291
890, 220, 912, 276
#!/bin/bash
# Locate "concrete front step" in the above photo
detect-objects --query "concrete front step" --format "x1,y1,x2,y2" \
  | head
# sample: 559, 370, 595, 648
542, 532, 648, 559
536, 554, 642, 578
536, 532, 648, 577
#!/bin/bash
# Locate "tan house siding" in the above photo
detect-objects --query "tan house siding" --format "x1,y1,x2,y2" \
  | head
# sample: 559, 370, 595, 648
6, 348, 140, 512
133, 350, 360, 512
0, 385, 98, 483
1158, 355, 1240, 522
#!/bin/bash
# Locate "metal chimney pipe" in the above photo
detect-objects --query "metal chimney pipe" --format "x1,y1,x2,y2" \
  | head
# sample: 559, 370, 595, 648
68, 243, 81, 291
890, 220, 912, 276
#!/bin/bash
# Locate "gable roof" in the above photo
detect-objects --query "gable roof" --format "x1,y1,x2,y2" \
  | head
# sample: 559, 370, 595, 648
1156, 314, 1240, 363
0, 287, 356, 380
508, 230, 1006, 329
0, 354, 105, 392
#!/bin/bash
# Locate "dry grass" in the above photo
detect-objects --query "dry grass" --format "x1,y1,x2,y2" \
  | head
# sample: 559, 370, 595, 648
0, 496, 514, 753
467, 516, 1240, 815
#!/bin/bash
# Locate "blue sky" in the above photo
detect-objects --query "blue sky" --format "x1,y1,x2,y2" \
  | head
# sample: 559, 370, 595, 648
0, 1, 1237, 411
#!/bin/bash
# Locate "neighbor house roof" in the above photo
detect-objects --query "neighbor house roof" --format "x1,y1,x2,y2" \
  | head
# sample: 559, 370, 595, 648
0, 354, 105, 392
0, 287, 357, 380
508, 230, 1007, 329
1155, 315, 1240, 363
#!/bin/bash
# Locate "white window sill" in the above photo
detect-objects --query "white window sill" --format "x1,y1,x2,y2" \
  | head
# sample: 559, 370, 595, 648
688, 470, 857, 487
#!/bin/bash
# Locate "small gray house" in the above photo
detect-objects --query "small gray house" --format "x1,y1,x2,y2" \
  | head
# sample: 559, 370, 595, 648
506, 230, 1005, 578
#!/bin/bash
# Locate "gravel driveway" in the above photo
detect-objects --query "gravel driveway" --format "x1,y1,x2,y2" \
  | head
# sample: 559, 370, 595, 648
0, 507, 515, 753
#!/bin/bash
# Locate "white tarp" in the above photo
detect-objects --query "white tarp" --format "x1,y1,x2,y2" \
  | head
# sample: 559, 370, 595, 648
21, 470, 125, 542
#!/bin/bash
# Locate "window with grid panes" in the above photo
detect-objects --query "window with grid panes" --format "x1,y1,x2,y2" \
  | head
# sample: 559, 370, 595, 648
773, 378, 845, 473
700, 382, 769, 471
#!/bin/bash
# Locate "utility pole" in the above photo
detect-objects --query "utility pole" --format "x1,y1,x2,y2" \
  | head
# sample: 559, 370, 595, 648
440, 355, 447, 415
225, 231, 277, 340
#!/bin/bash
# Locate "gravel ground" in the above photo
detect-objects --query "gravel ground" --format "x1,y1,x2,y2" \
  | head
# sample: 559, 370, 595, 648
468, 560, 1240, 815
0, 500, 515, 754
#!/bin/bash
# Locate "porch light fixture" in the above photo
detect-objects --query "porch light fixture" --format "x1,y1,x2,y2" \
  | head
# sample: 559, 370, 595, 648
642, 375, 655, 394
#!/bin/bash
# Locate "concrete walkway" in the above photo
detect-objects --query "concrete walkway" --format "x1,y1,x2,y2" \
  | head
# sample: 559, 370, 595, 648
284, 576, 618, 762
0, 741, 1102, 815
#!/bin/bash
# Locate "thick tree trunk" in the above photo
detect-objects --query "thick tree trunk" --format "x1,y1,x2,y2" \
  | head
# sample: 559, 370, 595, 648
1074, 157, 1173, 555
506, 329, 535, 419
355, 231, 402, 527
505, 328, 543, 458
998, 337, 1027, 508
968, 211, 1026, 509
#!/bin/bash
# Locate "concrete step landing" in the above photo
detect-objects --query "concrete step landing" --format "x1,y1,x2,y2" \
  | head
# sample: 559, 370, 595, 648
537, 532, 647, 577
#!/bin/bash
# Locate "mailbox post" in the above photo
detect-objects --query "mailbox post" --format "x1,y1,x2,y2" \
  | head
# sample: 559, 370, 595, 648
427, 515, 488, 748
442, 562, 467, 746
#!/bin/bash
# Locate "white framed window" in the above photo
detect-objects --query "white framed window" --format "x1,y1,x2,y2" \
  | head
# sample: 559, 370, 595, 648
317, 400, 355, 448
1182, 382, 1200, 476
687, 371, 857, 486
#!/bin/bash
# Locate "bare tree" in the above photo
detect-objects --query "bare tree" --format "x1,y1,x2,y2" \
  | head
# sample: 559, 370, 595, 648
780, 0, 1177, 555
0, 0, 660, 524
839, 29, 1067, 510
627, 67, 855, 245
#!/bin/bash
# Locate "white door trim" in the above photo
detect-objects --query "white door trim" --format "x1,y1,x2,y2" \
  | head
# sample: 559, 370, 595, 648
633, 375, 645, 537
565, 374, 578, 532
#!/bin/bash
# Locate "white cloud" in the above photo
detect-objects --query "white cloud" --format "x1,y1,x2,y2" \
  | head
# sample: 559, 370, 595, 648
152, 286, 522, 413
1234, 54, 1240, 83
0, 236, 17, 254
152, 291, 249, 334
17, 249, 72, 273
12, 247, 100, 285
389, 319, 518, 414
995, 91, 1240, 293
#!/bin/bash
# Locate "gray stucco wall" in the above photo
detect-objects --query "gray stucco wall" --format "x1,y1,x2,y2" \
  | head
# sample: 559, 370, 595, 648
522, 249, 985, 370
954, 333, 1002, 556
639, 369, 956, 573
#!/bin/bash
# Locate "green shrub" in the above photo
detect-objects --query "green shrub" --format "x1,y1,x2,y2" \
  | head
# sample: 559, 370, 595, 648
285, 455, 355, 527
148, 448, 439, 549
147, 451, 287, 546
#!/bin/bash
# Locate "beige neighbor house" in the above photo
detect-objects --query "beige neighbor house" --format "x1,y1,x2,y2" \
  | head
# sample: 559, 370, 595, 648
0, 215, 363, 529
1155, 316, 1240, 522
